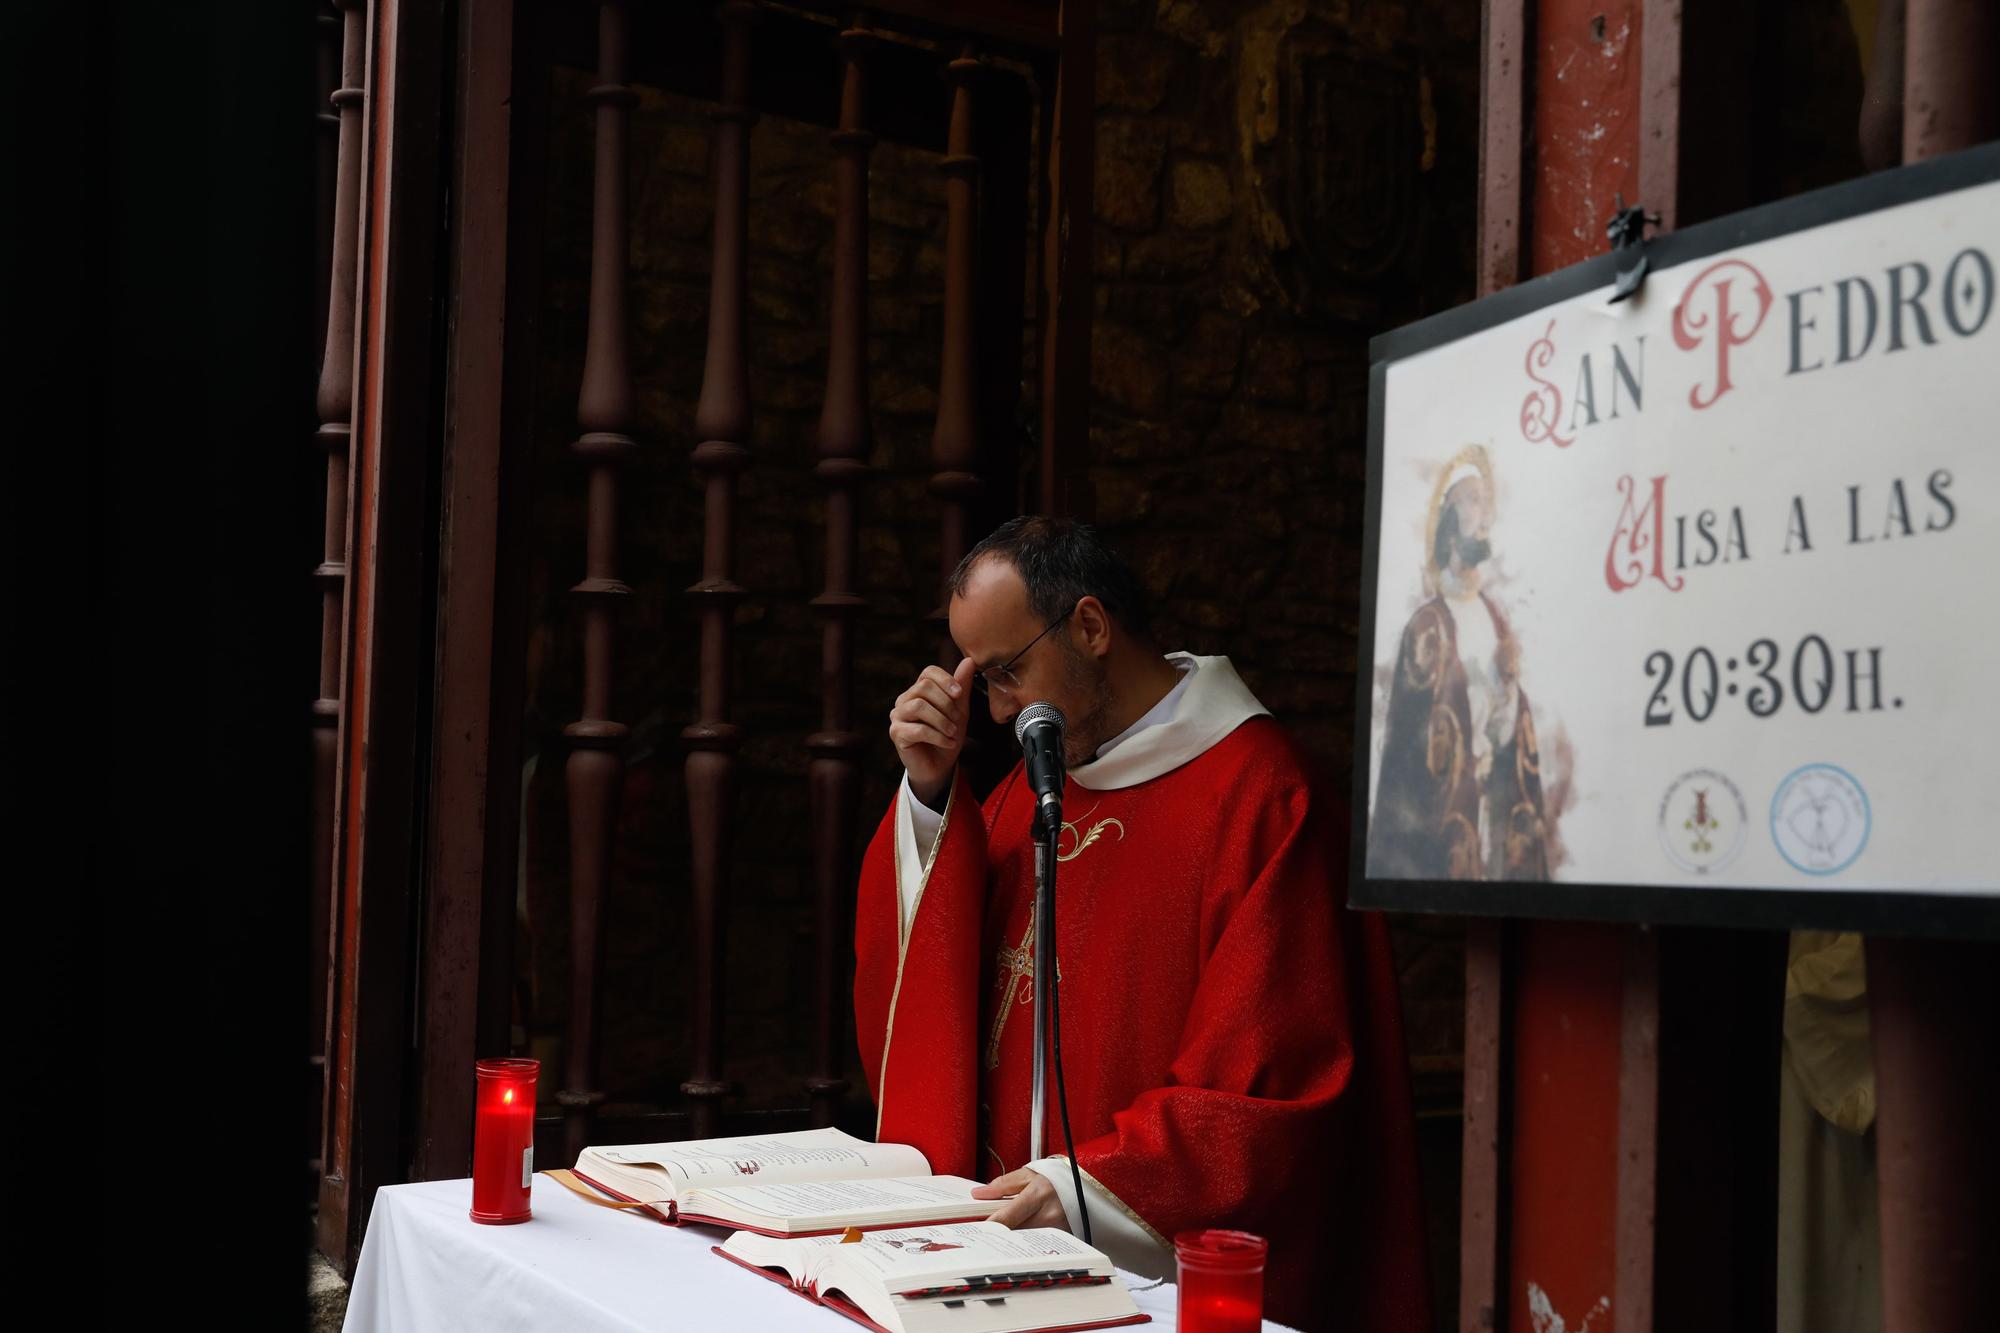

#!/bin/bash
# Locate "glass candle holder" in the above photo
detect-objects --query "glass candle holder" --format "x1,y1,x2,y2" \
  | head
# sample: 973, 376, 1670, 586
470, 1058, 539, 1224
1175, 1229, 1267, 1333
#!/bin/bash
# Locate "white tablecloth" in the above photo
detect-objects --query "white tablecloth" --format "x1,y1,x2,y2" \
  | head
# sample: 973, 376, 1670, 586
344, 1175, 1297, 1332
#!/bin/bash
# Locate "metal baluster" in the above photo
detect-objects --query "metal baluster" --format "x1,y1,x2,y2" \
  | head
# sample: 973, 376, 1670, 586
313, 2, 340, 365
928, 43, 984, 641
681, 0, 758, 1140
312, 0, 365, 1187
559, 0, 640, 1166
805, 14, 877, 1129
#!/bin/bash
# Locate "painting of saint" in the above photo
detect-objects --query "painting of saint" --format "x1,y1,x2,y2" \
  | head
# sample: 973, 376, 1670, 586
1370, 446, 1553, 881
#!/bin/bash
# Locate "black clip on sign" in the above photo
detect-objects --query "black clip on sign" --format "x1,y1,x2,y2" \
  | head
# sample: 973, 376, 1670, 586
1606, 193, 1662, 303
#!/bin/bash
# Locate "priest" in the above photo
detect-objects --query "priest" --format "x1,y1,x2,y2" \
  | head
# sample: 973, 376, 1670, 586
853, 517, 1427, 1332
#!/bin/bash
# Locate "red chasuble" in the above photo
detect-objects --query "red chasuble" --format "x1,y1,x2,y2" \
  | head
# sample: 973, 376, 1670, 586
854, 716, 1428, 1332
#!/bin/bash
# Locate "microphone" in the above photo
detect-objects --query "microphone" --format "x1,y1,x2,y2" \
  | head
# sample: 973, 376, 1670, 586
1013, 702, 1067, 833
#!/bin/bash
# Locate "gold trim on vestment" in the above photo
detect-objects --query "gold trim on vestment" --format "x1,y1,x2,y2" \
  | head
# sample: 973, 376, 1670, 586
1056, 804, 1126, 862
875, 778, 956, 1140
1074, 1160, 1172, 1252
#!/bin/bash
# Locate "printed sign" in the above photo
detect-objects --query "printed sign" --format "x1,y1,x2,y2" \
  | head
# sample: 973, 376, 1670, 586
1352, 145, 2000, 934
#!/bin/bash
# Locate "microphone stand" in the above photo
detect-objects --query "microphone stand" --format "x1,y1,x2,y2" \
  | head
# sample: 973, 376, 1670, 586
1028, 801, 1091, 1243
1029, 810, 1054, 1162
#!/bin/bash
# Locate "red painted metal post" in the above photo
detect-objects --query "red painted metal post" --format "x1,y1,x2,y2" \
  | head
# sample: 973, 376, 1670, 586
1526, 0, 1641, 279
1503, 9, 1645, 1332
1507, 921, 1627, 1329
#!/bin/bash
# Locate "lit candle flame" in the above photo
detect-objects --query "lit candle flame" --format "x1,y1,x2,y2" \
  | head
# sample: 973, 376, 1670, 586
503, 1088, 514, 1104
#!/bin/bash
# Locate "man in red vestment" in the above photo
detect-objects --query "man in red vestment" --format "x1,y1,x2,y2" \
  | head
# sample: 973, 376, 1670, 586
853, 518, 1427, 1332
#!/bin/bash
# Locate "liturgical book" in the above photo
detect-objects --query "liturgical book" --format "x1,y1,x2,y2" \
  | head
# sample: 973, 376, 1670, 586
568, 1127, 996, 1235
714, 1221, 1149, 1333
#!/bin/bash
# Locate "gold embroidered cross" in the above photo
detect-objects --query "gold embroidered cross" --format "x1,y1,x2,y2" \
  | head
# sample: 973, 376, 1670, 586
984, 806, 1122, 1073
985, 909, 1066, 1071
986, 912, 1036, 1070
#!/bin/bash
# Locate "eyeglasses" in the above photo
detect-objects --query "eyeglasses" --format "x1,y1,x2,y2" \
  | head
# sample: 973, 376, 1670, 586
971, 604, 1077, 698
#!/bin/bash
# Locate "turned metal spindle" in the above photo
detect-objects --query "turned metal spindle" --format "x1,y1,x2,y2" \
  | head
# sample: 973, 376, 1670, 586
682, 0, 757, 1140
804, 16, 877, 1128
560, 0, 640, 1166
929, 43, 984, 642
313, 3, 341, 364
313, 0, 365, 1174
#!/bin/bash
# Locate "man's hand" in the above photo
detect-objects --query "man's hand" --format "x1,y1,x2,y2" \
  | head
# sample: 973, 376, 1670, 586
889, 657, 977, 808
971, 1167, 1070, 1232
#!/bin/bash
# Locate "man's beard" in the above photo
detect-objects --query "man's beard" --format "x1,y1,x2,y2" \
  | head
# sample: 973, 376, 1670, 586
1055, 638, 1115, 768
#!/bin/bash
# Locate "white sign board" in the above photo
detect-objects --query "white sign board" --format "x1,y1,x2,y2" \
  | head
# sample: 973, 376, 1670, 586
1354, 146, 2000, 933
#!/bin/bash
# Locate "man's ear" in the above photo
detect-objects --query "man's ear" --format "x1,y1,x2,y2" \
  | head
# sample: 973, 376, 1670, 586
1072, 596, 1113, 658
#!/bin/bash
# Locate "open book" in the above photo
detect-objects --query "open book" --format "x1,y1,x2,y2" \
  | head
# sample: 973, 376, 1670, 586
568, 1127, 997, 1236
715, 1221, 1150, 1333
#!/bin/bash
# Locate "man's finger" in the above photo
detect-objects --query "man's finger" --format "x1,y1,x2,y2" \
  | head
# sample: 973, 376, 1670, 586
905, 678, 966, 724
896, 697, 957, 738
890, 719, 955, 752
985, 1196, 1030, 1228
969, 1168, 1033, 1199
889, 721, 953, 752
920, 663, 966, 699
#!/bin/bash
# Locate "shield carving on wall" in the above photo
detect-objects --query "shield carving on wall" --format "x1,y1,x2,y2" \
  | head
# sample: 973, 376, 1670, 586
1283, 31, 1418, 288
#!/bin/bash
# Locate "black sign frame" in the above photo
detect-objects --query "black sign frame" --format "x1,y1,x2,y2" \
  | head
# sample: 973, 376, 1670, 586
1349, 142, 2000, 938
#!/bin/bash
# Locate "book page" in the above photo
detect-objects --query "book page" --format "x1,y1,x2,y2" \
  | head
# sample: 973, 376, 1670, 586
811, 1225, 1131, 1333
592, 1127, 929, 1189
814, 1223, 1108, 1285
718, 1229, 849, 1285
690, 1175, 989, 1225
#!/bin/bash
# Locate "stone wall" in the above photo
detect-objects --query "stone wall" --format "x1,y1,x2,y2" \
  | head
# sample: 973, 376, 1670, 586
1079, 0, 1482, 1091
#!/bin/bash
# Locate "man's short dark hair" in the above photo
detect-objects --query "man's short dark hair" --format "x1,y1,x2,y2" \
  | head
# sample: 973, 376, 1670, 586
947, 516, 1153, 641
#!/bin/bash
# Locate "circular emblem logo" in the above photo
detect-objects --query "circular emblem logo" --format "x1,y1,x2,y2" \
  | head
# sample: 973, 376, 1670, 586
1658, 769, 1748, 874
1770, 764, 1870, 876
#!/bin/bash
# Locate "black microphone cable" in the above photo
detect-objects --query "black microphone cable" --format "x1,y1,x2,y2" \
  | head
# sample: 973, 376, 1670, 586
1044, 827, 1092, 1245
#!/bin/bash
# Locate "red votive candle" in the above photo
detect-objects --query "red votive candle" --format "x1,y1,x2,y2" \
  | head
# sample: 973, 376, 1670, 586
1175, 1229, 1267, 1333
470, 1058, 538, 1224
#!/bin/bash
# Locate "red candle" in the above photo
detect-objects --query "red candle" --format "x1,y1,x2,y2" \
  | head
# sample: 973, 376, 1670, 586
1174, 1229, 1266, 1333
470, 1058, 538, 1224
